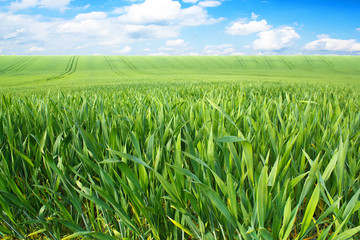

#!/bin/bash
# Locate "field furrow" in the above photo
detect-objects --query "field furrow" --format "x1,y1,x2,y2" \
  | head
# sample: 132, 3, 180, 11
0, 57, 39, 74
46, 56, 79, 81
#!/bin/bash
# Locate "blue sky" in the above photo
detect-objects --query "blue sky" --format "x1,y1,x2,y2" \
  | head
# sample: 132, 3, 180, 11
0, 0, 359, 55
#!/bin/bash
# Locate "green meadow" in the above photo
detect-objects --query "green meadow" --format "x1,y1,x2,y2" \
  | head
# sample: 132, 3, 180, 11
1, 56, 360, 89
0, 56, 360, 239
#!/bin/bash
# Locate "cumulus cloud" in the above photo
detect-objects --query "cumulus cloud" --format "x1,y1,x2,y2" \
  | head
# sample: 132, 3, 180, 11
166, 39, 185, 46
226, 19, 271, 35
117, 0, 181, 24
198, 1, 221, 7
179, 5, 223, 26
182, 0, 199, 3
252, 26, 300, 51
1, 0, 223, 54
202, 44, 236, 55
27, 46, 45, 52
303, 36, 360, 53
117, 0, 223, 26
115, 46, 132, 55
10, 0, 72, 11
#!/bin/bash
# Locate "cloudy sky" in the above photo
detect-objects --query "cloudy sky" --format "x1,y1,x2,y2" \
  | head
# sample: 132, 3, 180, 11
0, 0, 359, 55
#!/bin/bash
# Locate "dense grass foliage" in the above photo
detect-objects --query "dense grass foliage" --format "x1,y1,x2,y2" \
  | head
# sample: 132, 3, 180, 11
0, 57, 360, 239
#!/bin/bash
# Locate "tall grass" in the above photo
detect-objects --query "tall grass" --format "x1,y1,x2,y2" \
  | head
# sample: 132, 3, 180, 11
0, 81, 359, 239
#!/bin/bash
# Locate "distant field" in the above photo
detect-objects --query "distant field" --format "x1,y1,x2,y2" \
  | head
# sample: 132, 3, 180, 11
1, 56, 360, 90
0, 56, 360, 239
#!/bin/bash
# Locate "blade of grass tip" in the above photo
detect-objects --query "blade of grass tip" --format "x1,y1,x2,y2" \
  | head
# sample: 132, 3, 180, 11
27, 228, 47, 238
9, 144, 34, 168
227, 173, 238, 218
335, 138, 349, 198
168, 216, 194, 238
110, 148, 182, 204
298, 152, 320, 206
207, 99, 245, 139
329, 201, 360, 240
331, 226, 360, 240
198, 183, 237, 228
297, 184, 320, 239
317, 222, 334, 240
315, 198, 341, 225
90, 185, 140, 235
130, 131, 142, 159
108, 149, 151, 170
242, 141, 254, 187
61, 231, 92, 240
182, 151, 228, 195
342, 187, 360, 220
0, 193, 15, 223
322, 149, 339, 182
76, 125, 101, 161
216, 136, 246, 143
167, 164, 201, 183
87, 232, 119, 240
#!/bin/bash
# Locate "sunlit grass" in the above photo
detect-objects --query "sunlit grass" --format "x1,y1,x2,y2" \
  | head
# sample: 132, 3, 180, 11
0, 56, 360, 239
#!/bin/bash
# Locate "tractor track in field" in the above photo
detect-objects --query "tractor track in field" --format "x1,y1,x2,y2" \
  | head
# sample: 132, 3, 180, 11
281, 56, 294, 69
46, 56, 79, 81
120, 57, 149, 74
104, 56, 122, 76
0, 57, 39, 74
235, 56, 245, 68
264, 56, 273, 69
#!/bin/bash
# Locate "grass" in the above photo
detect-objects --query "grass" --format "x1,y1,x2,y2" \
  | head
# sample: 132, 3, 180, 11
1, 56, 360, 90
0, 56, 360, 239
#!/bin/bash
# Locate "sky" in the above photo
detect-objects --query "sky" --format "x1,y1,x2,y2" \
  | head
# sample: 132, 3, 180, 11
0, 0, 360, 55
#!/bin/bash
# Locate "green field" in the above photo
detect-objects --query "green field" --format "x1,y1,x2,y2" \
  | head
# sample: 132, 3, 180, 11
1, 56, 360, 90
0, 56, 360, 239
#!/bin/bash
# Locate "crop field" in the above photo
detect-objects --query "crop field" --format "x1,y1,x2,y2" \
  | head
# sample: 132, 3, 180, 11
0, 56, 360, 239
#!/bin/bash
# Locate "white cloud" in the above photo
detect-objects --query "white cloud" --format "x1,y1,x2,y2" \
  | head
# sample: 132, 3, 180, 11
182, 0, 199, 3
10, 0, 37, 10
38, 0, 72, 10
166, 39, 185, 46
3, 28, 25, 39
27, 46, 45, 52
316, 33, 330, 38
149, 52, 170, 56
251, 12, 259, 20
198, 1, 221, 7
252, 26, 300, 51
124, 24, 180, 39
117, 0, 223, 26
226, 19, 271, 35
231, 52, 245, 55
179, 5, 224, 26
115, 46, 132, 55
57, 13, 110, 36
117, 0, 181, 24
10, 0, 72, 11
75, 12, 108, 20
1, 0, 223, 54
303, 36, 360, 53
202, 44, 236, 55
356, 28, 360, 32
